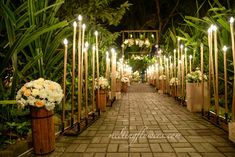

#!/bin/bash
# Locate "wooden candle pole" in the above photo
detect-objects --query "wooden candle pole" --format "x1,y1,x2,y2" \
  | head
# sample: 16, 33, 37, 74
181, 55, 185, 100
111, 48, 116, 99
230, 17, 235, 122
62, 39, 68, 131
200, 43, 205, 115
77, 15, 82, 127
84, 42, 89, 123
174, 49, 176, 77
185, 47, 188, 74
213, 25, 219, 120
106, 51, 110, 79
189, 55, 192, 73
92, 46, 95, 114
71, 21, 77, 126
223, 46, 228, 121
208, 27, 212, 117
95, 31, 100, 114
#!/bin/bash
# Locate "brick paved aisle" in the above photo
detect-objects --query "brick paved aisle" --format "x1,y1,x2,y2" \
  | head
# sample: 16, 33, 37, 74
27, 83, 235, 157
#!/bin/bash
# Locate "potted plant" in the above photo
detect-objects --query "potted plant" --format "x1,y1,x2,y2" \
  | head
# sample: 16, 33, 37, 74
121, 76, 130, 92
95, 77, 110, 112
186, 68, 209, 112
169, 77, 179, 97
158, 74, 167, 93
16, 78, 63, 155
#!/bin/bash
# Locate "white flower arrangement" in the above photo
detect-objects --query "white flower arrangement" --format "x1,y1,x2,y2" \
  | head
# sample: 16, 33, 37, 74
121, 77, 130, 83
159, 75, 167, 80
115, 71, 121, 79
132, 71, 140, 82
186, 68, 208, 83
95, 77, 110, 90
169, 77, 179, 86
16, 78, 63, 111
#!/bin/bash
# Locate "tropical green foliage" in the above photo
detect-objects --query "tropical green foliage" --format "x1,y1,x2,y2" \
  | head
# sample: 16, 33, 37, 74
161, 0, 234, 117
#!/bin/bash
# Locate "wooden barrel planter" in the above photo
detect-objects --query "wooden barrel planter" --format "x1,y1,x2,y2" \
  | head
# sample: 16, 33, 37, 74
158, 80, 166, 93
121, 82, 128, 92
96, 89, 107, 112
30, 107, 55, 155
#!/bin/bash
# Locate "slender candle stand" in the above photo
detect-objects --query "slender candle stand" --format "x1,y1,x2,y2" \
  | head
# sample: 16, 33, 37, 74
223, 46, 228, 121
200, 43, 205, 116
92, 46, 96, 119
62, 39, 68, 132
95, 31, 100, 115
77, 15, 82, 132
71, 21, 77, 126
84, 42, 89, 126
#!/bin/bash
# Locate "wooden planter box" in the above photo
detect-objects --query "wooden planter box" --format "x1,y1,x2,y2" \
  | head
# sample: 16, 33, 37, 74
121, 82, 128, 92
229, 122, 235, 143
30, 107, 55, 155
158, 80, 166, 93
96, 89, 107, 112
186, 82, 209, 112
170, 85, 177, 97
116, 79, 121, 92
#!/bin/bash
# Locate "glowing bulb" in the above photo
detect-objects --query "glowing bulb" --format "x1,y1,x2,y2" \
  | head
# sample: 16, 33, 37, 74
180, 44, 184, 49
92, 45, 95, 51
174, 49, 176, 53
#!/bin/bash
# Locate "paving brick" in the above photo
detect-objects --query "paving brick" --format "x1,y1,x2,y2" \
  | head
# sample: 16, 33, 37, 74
106, 153, 128, 157
160, 143, 174, 152
107, 144, 118, 152
75, 144, 88, 152
40, 84, 235, 157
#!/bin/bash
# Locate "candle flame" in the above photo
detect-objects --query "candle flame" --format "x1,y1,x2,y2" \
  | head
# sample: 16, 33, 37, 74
78, 15, 82, 21
94, 31, 98, 36
85, 41, 89, 48
223, 46, 228, 52
82, 24, 86, 30
189, 55, 192, 59
211, 25, 217, 31
92, 45, 96, 52
174, 49, 176, 53
180, 44, 184, 49
73, 21, 77, 27
111, 48, 115, 53
63, 39, 68, 45
230, 17, 234, 23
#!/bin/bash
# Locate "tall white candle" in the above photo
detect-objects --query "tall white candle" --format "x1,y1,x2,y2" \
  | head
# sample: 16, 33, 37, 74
71, 21, 77, 125
95, 31, 100, 112
230, 17, 235, 122
77, 15, 82, 124
62, 39, 68, 130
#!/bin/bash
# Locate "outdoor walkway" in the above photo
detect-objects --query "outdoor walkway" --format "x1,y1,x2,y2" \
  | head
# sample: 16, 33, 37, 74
27, 83, 235, 157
